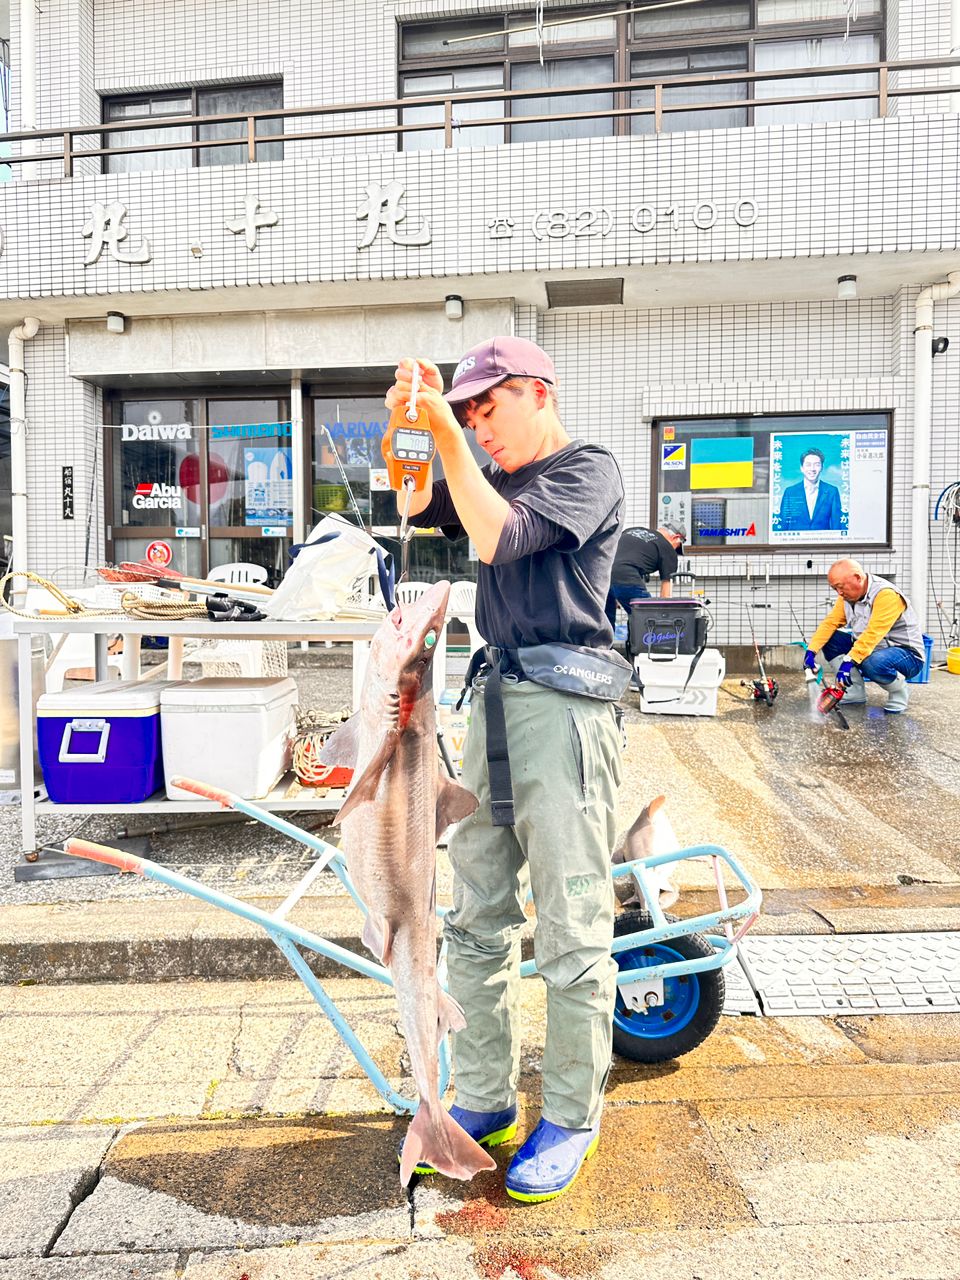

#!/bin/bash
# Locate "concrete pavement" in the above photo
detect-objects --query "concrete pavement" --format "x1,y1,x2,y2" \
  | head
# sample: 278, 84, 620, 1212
2, 975, 960, 1277
3, 659, 960, 1276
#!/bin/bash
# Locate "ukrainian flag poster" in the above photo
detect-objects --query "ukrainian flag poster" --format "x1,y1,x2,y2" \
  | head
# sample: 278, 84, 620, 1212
690, 437, 754, 490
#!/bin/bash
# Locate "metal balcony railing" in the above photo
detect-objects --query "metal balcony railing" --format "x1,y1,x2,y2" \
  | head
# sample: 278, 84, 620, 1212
1, 56, 959, 178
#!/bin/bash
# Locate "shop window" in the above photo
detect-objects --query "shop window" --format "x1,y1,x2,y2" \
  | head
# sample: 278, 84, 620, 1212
311, 393, 480, 586
398, 1, 884, 145
654, 413, 891, 551
103, 82, 283, 173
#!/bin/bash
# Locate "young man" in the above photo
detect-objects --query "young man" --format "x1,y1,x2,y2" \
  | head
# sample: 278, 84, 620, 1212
386, 337, 625, 1202
605, 521, 685, 627
804, 557, 925, 713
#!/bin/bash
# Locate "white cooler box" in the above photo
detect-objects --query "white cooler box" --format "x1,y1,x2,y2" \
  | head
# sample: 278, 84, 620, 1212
161, 677, 298, 800
634, 649, 726, 717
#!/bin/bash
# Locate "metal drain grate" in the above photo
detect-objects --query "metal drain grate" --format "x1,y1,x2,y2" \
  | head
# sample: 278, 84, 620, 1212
722, 932, 960, 1017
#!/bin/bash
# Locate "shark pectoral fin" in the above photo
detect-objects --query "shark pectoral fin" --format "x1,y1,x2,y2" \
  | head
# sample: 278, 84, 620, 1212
318, 714, 361, 768
361, 913, 394, 966
437, 987, 467, 1045
333, 731, 400, 823
435, 775, 479, 840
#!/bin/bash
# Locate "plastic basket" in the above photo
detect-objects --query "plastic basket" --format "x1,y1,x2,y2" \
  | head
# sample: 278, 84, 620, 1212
313, 483, 349, 513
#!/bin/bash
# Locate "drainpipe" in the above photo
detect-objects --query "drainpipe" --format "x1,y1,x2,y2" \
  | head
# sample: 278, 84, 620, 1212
953, 0, 960, 115
912, 273, 960, 630
9, 317, 40, 608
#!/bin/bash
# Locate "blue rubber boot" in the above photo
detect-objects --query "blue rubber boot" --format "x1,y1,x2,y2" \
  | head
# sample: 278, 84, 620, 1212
505, 1116, 600, 1203
398, 1104, 517, 1177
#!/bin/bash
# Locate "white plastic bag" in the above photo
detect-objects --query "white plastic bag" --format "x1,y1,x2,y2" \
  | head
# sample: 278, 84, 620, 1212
263, 515, 389, 621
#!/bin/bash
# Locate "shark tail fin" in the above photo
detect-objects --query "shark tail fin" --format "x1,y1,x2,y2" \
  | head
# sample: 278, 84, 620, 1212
399, 1102, 497, 1187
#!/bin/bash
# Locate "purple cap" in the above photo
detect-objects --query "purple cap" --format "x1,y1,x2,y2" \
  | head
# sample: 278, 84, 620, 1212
444, 337, 556, 405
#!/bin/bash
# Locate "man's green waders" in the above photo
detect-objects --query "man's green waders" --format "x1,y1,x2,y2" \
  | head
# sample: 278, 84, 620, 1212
442, 677, 623, 1130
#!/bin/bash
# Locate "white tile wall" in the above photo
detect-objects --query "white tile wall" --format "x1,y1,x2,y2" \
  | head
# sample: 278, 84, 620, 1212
5, 0, 960, 651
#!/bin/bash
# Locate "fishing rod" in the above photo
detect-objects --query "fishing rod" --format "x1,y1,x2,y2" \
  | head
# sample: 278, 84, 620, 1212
789, 603, 849, 729
740, 603, 779, 706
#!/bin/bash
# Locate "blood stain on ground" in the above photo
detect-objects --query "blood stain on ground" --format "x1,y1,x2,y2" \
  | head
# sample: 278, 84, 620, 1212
436, 1198, 510, 1234
436, 1197, 615, 1279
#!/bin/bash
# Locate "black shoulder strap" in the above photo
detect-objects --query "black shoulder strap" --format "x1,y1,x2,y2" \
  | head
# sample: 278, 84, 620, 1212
482, 657, 516, 828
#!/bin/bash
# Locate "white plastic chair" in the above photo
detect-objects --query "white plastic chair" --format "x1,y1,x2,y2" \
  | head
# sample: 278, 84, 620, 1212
187, 561, 286, 679
207, 562, 269, 587
447, 580, 485, 658
24, 585, 123, 692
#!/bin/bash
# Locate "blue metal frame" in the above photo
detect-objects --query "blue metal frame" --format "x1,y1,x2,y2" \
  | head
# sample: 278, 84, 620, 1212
66, 796, 760, 1115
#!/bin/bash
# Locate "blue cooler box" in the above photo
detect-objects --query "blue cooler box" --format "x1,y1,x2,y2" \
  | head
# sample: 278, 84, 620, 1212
37, 679, 168, 803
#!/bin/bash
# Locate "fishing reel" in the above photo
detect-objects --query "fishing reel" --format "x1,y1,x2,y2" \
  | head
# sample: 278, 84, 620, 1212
741, 676, 779, 705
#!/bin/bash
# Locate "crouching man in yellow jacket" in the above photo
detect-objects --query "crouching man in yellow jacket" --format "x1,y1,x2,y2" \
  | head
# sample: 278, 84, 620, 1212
804, 558, 925, 715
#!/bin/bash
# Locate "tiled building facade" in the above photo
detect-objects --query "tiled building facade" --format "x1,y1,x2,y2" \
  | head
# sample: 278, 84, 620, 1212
2, 0, 959, 650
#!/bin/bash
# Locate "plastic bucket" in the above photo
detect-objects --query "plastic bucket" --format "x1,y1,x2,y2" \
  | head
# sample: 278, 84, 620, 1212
947, 647, 960, 675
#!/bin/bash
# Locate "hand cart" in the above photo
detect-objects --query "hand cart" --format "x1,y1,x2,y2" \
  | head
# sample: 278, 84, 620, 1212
65, 775, 762, 1111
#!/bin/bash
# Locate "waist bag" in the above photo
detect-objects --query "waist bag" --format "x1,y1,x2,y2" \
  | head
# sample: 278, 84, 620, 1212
462, 643, 632, 827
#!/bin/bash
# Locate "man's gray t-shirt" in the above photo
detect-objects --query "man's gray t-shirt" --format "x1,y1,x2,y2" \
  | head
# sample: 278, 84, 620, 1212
409, 441, 624, 649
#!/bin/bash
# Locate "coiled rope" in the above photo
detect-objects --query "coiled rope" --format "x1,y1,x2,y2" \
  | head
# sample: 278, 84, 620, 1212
0, 571, 207, 621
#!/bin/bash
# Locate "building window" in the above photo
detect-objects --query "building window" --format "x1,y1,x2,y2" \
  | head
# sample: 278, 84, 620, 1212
102, 83, 283, 173
653, 412, 891, 551
398, 1, 884, 147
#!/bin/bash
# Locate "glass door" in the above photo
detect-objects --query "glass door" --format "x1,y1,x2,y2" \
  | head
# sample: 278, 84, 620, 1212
206, 398, 292, 585
107, 397, 205, 577
106, 395, 292, 583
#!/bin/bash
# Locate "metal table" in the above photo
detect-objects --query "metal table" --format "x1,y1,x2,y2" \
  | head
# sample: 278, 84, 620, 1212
13, 615, 379, 855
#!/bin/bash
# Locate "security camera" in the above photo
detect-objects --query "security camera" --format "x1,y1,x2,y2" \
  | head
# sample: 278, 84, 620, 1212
932, 336, 950, 357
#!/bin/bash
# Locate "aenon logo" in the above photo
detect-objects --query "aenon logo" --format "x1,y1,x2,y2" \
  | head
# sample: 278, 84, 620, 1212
133, 482, 183, 511
698, 522, 757, 537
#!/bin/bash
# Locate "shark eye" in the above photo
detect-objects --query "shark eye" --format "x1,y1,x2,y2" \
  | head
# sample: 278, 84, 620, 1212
424, 630, 437, 649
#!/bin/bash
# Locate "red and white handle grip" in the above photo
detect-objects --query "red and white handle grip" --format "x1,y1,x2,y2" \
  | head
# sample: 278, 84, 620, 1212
169, 776, 237, 808
65, 839, 145, 874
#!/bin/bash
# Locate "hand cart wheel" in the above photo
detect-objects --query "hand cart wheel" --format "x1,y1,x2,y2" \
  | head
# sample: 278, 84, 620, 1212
612, 910, 725, 1064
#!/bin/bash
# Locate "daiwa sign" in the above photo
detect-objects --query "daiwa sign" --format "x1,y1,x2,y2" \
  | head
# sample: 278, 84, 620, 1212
121, 423, 193, 441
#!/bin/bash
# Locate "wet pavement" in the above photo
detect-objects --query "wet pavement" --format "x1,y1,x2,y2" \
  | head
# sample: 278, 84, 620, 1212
2, 654, 959, 1276
3, 655, 959, 904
